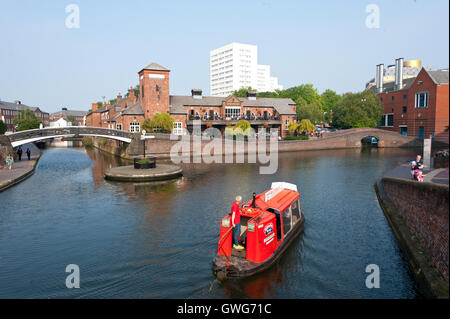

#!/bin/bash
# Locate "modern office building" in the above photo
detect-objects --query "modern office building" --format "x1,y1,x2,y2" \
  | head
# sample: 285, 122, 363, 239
210, 43, 283, 96
369, 58, 449, 144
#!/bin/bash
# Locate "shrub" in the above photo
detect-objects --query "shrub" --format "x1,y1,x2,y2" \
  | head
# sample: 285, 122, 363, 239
284, 135, 309, 141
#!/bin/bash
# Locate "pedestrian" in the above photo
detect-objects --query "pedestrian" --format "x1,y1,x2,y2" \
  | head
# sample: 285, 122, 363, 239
26, 148, 31, 160
410, 155, 424, 179
231, 195, 244, 250
7, 153, 14, 170
17, 147, 23, 161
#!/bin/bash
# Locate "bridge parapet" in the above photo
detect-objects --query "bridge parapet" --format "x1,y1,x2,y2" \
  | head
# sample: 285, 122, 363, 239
6, 126, 134, 147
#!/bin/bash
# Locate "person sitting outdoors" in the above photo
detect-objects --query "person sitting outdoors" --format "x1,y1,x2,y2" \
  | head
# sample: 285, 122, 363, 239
410, 155, 424, 180
231, 196, 244, 250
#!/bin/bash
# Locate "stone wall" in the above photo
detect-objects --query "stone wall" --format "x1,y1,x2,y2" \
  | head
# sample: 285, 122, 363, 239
0, 135, 14, 166
381, 177, 449, 282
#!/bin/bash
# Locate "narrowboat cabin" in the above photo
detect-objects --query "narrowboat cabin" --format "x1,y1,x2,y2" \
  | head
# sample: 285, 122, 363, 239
212, 182, 305, 279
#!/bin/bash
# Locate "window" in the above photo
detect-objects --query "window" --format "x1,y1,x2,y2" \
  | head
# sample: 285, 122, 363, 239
116, 124, 122, 130
402, 106, 407, 114
380, 114, 394, 127
415, 92, 428, 108
403, 94, 407, 100
291, 199, 301, 224
173, 122, 183, 135
225, 107, 241, 119
391, 96, 395, 101
282, 207, 292, 236
130, 122, 140, 133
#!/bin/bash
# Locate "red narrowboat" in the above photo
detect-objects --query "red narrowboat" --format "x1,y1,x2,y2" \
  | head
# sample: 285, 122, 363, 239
212, 182, 305, 279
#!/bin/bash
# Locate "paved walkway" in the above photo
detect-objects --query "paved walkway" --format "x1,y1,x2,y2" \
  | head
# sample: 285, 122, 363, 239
384, 163, 449, 185
0, 143, 41, 192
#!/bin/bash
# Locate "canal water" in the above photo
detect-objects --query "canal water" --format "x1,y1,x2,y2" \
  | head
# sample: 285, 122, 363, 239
0, 146, 421, 298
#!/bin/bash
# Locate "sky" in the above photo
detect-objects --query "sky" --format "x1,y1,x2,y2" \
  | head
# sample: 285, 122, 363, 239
0, 0, 448, 113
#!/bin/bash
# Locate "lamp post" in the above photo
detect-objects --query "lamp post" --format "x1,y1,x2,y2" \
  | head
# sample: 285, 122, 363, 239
140, 129, 155, 158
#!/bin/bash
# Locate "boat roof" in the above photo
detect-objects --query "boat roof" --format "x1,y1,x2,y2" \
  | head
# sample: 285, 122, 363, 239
244, 187, 300, 213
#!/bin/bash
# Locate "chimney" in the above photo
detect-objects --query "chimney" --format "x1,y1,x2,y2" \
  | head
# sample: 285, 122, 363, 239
117, 92, 122, 100
376, 64, 384, 93
395, 57, 404, 90
128, 87, 137, 102
191, 89, 203, 99
246, 90, 257, 100
91, 102, 98, 111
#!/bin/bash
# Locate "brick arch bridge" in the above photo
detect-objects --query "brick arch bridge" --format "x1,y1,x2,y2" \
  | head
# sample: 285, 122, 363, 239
5, 126, 134, 147
321, 128, 422, 148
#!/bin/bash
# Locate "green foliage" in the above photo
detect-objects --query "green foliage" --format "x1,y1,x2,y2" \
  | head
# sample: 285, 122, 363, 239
284, 135, 309, 140
97, 102, 103, 109
82, 137, 94, 148
138, 158, 150, 164
321, 89, 342, 122
66, 115, 77, 126
232, 87, 255, 97
125, 85, 140, 98
296, 100, 323, 124
297, 119, 316, 133
232, 120, 251, 136
145, 113, 174, 133
13, 109, 42, 131
332, 90, 383, 129
0, 120, 6, 134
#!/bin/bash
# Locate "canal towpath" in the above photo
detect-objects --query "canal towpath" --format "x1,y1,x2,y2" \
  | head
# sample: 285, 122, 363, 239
0, 143, 41, 192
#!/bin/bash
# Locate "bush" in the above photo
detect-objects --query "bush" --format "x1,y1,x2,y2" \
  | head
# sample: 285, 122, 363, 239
138, 158, 151, 164
82, 137, 94, 148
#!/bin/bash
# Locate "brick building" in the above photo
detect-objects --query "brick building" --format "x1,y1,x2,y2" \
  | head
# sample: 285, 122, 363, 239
0, 100, 50, 132
50, 108, 88, 126
371, 58, 449, 144
85, 62, 297, 137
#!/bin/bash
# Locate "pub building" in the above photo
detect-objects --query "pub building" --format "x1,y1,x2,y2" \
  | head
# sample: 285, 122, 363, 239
85, 62, 297, 137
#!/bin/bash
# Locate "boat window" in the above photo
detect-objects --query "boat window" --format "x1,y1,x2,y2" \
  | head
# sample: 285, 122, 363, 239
282, 207, 292, 236
267, 208, 282, 241
291, 199, 300, 224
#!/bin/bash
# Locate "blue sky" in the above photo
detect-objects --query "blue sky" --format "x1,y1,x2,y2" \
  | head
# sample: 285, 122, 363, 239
0, 0, 448, 113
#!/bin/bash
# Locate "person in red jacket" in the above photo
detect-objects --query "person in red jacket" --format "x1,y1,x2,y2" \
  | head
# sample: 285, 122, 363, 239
231, 196, 244, 250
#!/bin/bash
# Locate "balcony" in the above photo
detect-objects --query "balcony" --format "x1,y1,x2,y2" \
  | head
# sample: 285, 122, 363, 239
186, 114, 281, 126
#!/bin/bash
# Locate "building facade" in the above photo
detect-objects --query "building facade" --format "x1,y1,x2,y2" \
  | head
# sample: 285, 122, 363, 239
370, 58, 449, 144
0, 100, 50, 132
85, 62, 297, 137
210, 43, 283, 97
50, 108, 88, 126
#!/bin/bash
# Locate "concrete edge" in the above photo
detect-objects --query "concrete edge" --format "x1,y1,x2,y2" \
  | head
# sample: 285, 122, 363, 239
0, 151, 42, 193
374, 178, 449, 299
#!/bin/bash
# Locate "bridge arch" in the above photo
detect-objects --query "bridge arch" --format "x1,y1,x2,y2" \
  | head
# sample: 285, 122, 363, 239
6, 126, 134, 148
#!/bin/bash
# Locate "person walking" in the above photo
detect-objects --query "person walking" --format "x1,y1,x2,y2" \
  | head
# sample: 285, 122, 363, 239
6, 154, 14, 170
26, 148, 31, 160
231, 196, 244, 250
17, 147, 23, 161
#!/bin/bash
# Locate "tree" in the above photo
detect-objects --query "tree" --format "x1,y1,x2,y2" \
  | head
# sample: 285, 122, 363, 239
321, 89, 342, 123
144, 113, 174, 133
0, 120, 6, 135
66, 115, 77, 126
232, 87, 255, 97
296, 100, 324, 124
13, 109, 42, 131
297, 119, 316, 133
332, 90, 383, 129
232, 120, 251, 136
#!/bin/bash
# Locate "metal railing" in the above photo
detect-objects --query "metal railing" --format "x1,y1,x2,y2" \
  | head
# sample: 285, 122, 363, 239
7, 126, 134, 143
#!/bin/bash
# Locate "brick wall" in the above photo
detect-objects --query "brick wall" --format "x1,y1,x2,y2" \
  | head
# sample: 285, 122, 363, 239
381, 178, 449, 282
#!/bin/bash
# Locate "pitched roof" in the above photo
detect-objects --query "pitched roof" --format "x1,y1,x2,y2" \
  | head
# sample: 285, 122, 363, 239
140, 62, 170, 72
426, 68, 449, 85
51, 109, 88, 117
169, 95, 296, 115
0, 100, 48, 114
